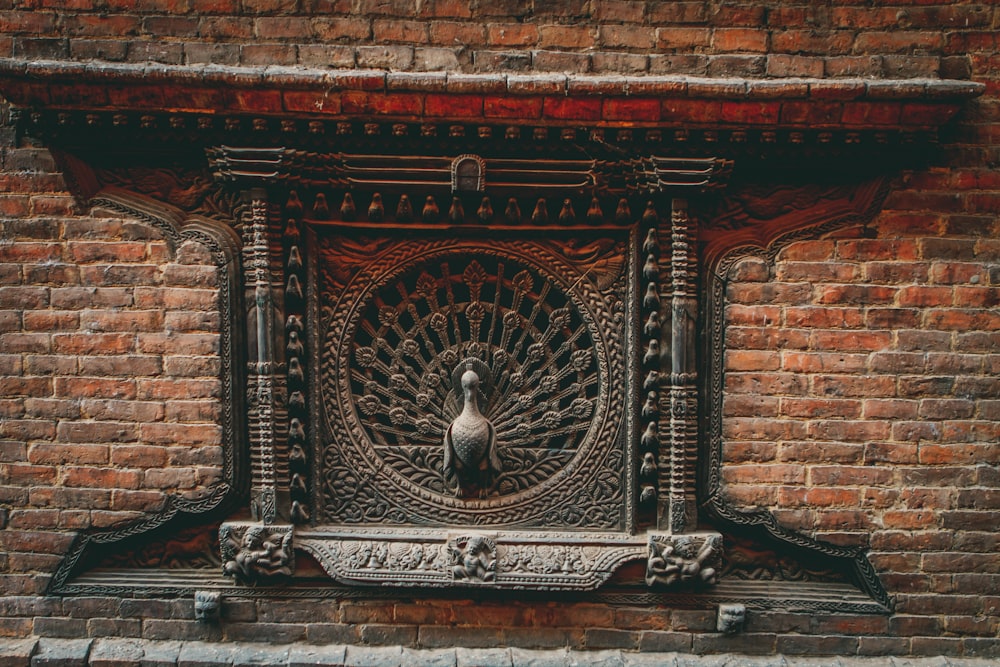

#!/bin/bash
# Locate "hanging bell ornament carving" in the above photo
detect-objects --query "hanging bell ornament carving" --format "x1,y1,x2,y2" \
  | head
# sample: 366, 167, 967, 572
312, 192, 330, 219
615, 198, 631, 225
644, 311, 660, 337
422, 196, 439, 223
477, 197, 493, 223
640, 452, 658, 481
643, 339, 660, 367
531, 198, 549, 225
396, 194, 414, 223
643, 228, 658, 255
643, 254, 659, 281
285, 190, 304, 217
287, 246, 303, 271
586, 197, 604, 224
642, 391, 659, 418
558, 199, 576, 224
642, 201, 658, 225
641, 421, 659, 451
504, 198, 522, 224
449, 197, 465, 224
368, 193, 384, 222
643, 283, 660, 309
340, 192, 357, 221
285, 274, 303, 301
286, 330, 304, 358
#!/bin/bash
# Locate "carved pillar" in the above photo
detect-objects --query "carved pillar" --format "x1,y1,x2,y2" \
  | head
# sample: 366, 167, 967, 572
242, 188, 280, 524
664, 198, 698, 533
221, 187, 295, 584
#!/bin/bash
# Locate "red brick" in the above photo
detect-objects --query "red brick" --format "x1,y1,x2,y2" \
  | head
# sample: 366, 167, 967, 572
230, 89, 283, 113
542, 97, 601, 121
720, 101, 781, 125
341, 91, 424, 117
781, 352, 867, 373
63, 466, 142, 490
283, 91, 342, 114
713, 28, 768, 52
424, 94, 484, 118
770, 30, 853, 56
599, 24, 654, 49
662, 99, 722, 123
52, 333, 135, 355
483, 95, 542, 119
254, 16, 314, 40
655, 27, 710, 50
486, 23, 537, 47
374, 19, 428, 43
54, 377, 137, 400
602, 98, 660, 122
109, 445, 169, 468
841, 102, 903, 127
429, 21, 484, 45
200, 16, 254, 39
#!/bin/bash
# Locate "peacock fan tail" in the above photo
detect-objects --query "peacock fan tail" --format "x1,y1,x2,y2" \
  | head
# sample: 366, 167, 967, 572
350, 256, 600, 497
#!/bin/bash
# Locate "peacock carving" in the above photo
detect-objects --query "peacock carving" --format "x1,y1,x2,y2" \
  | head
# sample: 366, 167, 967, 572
443, 363, 501, 497
347, 253, 604, 499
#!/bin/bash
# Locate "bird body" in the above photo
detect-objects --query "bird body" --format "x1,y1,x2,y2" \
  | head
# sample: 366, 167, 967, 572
444, 369, 500, 496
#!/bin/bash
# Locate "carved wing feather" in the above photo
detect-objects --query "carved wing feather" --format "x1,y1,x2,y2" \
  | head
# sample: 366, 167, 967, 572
487, 422, 502, 474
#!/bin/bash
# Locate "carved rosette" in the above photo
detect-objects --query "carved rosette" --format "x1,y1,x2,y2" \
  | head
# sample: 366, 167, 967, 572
645, 533, 722, 588
220, 523, 294, 584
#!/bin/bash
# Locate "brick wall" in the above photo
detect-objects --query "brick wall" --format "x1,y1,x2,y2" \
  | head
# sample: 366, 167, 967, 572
0, 151, 225, 600
721, 226, 1000, 649
0, 0, 987, 79
0, 0, 999, 659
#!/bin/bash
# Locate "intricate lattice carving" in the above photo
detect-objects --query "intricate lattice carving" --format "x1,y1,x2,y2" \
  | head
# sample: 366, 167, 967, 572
316, 237, 630, 529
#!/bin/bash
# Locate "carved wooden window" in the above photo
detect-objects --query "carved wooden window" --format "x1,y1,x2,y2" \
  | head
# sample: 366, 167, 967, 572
209, 144, 731, 590
32, 112, 929, 611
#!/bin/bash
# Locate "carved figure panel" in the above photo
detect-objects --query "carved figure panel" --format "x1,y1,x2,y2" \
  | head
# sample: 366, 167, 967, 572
220, 523, 294, 584
315, 235, 633, 529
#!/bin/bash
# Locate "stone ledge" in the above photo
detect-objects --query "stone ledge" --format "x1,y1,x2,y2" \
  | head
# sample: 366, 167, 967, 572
0, 59, 985, 102
3, 638, 1000, 667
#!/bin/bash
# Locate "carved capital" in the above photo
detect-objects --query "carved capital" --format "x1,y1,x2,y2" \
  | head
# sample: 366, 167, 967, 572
645, 532, 722, 589
220, 522, 294, 584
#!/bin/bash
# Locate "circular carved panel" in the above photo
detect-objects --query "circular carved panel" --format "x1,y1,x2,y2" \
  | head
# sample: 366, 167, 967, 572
318, 238, 629, 528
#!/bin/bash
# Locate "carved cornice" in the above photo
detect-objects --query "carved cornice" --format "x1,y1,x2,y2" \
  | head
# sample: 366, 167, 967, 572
0, 59, 983, 105
0, 60, 981, 139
